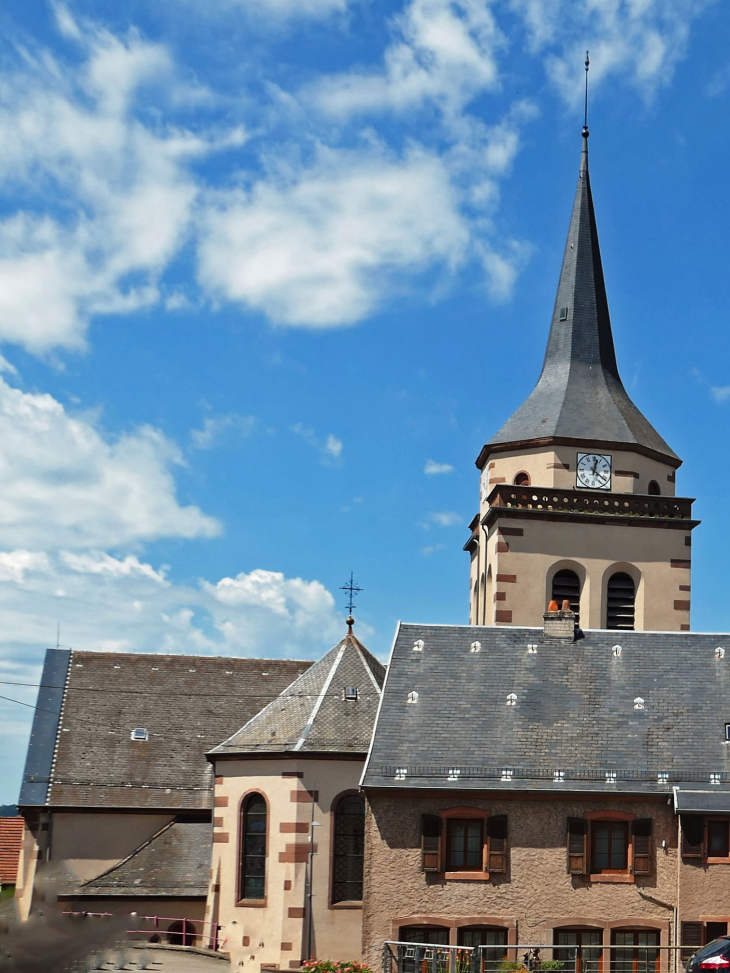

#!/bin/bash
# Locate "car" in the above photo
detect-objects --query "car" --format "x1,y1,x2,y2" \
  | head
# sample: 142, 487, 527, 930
687, 938, 730, 972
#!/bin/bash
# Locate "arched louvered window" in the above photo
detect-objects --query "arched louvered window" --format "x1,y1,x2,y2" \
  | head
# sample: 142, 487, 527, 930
332, 794, 365, 903
607, 572, 636, 631
240, 794, 267, 900
551, 569, 581, 623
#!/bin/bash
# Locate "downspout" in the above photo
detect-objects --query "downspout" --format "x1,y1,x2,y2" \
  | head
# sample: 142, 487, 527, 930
481, 523, 489, 626
675, 803, 682, 973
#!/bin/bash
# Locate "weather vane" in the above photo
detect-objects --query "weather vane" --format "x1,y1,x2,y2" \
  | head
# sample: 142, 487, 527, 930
583, 50, 590, 135
340, 572, 362, 632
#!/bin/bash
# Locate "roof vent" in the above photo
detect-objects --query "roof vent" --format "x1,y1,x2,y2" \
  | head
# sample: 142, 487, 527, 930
501, 769, 514, 781
553, 770, 565, 782
506, 692, 517, 706
448, 768, 461, 781
711, 773, 722, 785
612, 645, 622, 657
470, 641, 481, 653
344, 687, 359, 701
395, 767, 407, 781
527, 643, 538, 654
634, 697, 645, 710
130, 728, 149, 742
717, 647, 726, 659
407, 691, 419, 704
605, 771, 617, 784
412, 639, 424, 652
657, 772, 669, 783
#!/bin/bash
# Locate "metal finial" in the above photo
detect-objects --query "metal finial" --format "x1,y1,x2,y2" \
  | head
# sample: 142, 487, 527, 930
583, 51, 590, 137
340, 572, 362, 631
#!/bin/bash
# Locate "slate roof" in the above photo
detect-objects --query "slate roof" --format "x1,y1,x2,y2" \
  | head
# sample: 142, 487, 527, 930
362, 622, 730, 796
0, 817, 23, 885
483, 132, 678, 466
673, 790, 730, 813
211, 632, 386, 756
20, 650, 311, 809
72, 819, 211, 897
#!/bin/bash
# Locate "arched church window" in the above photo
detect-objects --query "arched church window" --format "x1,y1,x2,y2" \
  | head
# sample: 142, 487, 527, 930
514, 472, 530, 486
240, 793, 267, 900
648, 480, 660, 495
606, 573, 636, 631
332, 794, 365, 903
551, 569, 581, 623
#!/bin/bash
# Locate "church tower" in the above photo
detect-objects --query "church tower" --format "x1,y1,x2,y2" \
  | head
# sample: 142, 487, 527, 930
466, 128, 699, 632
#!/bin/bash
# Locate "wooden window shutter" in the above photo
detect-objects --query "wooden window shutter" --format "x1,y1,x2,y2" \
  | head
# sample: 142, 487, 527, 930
632, 818, 653, 875
682, 922, 704, 962
487, 815, 508, 873
681, 815, 705, 859
421, 814, 442, 872
567, 817, 588, 874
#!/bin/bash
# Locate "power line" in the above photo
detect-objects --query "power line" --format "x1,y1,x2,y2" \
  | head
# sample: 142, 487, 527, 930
0, 679, 379, 700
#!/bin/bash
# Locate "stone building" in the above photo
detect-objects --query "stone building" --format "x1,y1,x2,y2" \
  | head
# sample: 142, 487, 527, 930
465, 128, 697, 631
15, 649, 310, 936
205, 629, 384, 971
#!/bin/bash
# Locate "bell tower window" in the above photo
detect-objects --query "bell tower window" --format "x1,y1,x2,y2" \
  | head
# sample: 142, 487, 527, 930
648, 480, 660, 495
513, 472, 530, 486
551, 569, 581, 624
607, 572, 636, 630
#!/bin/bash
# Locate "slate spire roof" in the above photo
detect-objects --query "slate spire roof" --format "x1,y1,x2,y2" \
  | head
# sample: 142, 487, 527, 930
210, 631, 385, 756
484, 130, 678, 466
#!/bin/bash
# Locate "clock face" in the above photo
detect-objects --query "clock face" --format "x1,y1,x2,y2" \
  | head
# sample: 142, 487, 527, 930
576, 452, 612, 490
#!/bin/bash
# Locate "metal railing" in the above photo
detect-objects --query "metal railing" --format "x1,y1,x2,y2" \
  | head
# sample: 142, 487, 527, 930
62, 911, 222, 951
383, 942, 697, 973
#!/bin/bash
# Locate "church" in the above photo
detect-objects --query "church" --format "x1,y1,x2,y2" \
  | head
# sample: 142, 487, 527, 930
14, 123, 730, 973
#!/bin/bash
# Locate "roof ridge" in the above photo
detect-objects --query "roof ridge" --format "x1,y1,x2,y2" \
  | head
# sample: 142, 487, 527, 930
292, 642, 348, 751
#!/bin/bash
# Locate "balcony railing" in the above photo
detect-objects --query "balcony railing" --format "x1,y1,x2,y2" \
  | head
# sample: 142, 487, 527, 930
383, 942, 694, 973
487, 485, 694, 521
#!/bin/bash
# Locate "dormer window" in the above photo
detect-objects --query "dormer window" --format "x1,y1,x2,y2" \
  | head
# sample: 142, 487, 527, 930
344, 687, 359, 701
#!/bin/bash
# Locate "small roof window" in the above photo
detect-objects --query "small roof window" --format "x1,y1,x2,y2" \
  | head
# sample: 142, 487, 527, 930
559, 306, 569, 321
130, 728, 149, 742
344, 686, 359, 701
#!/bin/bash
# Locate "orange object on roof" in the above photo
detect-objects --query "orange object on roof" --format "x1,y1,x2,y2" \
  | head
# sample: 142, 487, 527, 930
0, 817, 23, 885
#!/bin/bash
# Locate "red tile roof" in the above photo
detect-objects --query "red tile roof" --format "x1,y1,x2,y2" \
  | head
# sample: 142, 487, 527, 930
0, 817, 23, 885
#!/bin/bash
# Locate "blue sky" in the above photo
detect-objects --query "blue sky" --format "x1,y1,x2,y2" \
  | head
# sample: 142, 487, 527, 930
0, 0, 729, 802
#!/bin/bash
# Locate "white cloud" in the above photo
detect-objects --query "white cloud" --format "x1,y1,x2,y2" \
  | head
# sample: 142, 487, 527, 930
0, 375, 219, 549
220, 0, 347, 15
309, 0, 504, 119
0, 11, 243, 353
710, 386, 730, 404
291, 423, 344, 465
424, 459, 454, 475
421, 542, 446, 556
511, 0, 715, 103
190, 413, 258, 450
197, 148, 469, 327
425, 510, 462, 527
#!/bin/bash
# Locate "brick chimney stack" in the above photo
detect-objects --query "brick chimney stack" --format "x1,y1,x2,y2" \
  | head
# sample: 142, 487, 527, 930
543, 600, 577, 641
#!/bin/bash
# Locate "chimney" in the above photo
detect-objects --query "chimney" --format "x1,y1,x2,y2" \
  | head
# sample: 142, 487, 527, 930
543, 599, 577, 641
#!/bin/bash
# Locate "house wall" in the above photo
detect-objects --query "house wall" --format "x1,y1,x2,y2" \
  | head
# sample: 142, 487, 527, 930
362, 793, 680, 969
209, 756, 365, 971
51, 812, 176, 882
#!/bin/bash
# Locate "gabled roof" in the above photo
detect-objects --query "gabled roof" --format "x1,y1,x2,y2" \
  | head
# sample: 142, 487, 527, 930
72, 819, 211, 897
20, 650, 312, 810
483, 131, 678, 467
0, 817, 23, 885
362, 622, 730, 795
210, 631, 385, 756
